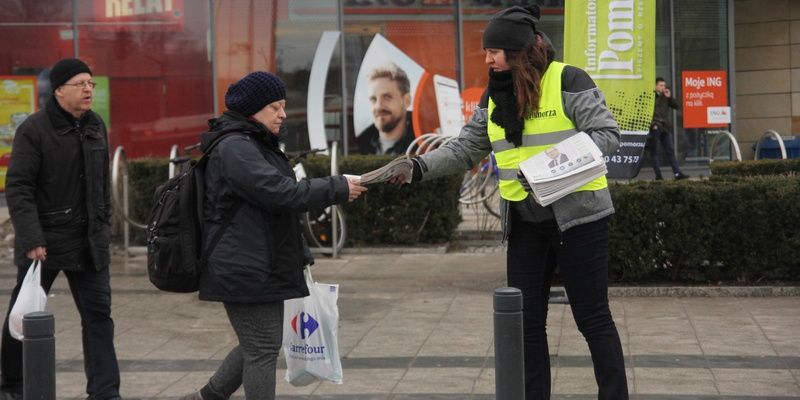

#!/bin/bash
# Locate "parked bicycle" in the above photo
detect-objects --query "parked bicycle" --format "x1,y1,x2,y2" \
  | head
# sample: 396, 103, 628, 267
289, 148, 347, 253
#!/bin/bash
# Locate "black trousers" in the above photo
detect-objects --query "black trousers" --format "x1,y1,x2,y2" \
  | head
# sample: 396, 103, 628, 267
507, 213, 628, 400
1, 263, 120, 400
647, 127, 681, 178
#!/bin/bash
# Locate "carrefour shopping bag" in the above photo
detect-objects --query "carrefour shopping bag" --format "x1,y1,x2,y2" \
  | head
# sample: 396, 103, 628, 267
9, 260, 47, 340
282, 267, 343, 386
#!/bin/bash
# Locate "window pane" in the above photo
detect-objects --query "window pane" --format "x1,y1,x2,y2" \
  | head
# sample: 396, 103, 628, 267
76, 0, 213, 158
674, 0, 730, 164
215, 1, 339, 151
0, 1, 74, 191
343, 1, 457, 153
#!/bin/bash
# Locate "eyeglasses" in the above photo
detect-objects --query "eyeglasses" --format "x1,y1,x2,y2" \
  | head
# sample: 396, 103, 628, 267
62, 80, 97, 89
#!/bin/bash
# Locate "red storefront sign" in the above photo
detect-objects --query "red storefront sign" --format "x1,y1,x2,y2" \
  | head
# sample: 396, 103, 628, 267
681, 70, 728, 128
91, 0, 184, 31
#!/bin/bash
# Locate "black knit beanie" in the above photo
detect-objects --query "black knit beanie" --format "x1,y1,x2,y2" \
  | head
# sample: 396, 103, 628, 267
482, 5, 540, 50
225, 71, 286, 117
49, 58, 92, 92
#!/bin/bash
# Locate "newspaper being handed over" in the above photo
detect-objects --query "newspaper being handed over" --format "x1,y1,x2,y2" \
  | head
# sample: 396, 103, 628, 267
518, 132, 607, 207
347, 156, 412, 185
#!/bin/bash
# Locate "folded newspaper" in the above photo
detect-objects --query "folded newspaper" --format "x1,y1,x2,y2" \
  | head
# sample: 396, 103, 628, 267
518, 132, 607, 207
347, 156, 412, 185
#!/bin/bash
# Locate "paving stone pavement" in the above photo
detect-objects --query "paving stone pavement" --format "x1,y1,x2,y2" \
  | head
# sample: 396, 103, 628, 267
0, 251, 799, 399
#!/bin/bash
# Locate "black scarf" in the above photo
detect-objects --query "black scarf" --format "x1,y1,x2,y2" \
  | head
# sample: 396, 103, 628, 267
488, 69, 523, 147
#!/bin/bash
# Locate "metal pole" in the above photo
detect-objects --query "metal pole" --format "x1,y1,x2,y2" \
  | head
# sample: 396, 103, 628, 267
337, 2, 349, 155
23, 311, 55, 400
330, 140, 339, 258
494, 287, 524, 400
123, 166, 130, 253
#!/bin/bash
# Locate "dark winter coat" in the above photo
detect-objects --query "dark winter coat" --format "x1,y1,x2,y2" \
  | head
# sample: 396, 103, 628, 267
6, 97, 111, 271
651, 91, 679, 132
198, 111, 349, 303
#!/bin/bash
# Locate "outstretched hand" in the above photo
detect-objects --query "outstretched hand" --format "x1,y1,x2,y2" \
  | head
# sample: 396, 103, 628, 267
384, 157, 413, 185
347, 178, 367, 202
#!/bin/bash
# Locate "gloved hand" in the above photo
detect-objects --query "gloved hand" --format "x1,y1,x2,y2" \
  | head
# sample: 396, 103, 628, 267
517, 171, 533, 193
386, 157, 419, 185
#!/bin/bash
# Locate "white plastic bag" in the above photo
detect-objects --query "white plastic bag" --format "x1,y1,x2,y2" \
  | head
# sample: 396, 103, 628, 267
282, 267, 342, 386
9, 260, 47, 340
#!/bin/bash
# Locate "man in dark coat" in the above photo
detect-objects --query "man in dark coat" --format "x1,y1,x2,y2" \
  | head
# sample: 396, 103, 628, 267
1, 59, 121, 400
648, 77, 688, 180
180, 71, 366, 400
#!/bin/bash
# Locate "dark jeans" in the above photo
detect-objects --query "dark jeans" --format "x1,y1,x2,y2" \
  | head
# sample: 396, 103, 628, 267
507, 213, 628, 400
1, 264, 120, 400
201, 301, 283, 400
647, 127, 681, 178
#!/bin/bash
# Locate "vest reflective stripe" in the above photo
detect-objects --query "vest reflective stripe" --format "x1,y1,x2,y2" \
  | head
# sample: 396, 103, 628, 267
491, 128, 579, 153
488, 61, 608, 201
497, 168, 519, 180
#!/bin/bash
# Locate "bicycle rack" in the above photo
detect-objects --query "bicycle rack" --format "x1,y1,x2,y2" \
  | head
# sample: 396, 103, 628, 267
754, 129, 787, 160
111, 146, 147, 256
168, 144, 179, 179
405, 133, 453, 156
708, 130, 742, 162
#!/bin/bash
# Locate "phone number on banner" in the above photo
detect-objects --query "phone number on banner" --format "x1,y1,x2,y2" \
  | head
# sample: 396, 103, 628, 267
604, 155, 641, 164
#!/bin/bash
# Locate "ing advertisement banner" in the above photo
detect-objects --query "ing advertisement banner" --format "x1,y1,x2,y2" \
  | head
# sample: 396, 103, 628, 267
564, 0, 655, 179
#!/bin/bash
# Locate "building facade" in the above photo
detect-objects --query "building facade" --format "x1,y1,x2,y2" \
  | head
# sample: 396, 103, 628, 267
0, 0, 796, 185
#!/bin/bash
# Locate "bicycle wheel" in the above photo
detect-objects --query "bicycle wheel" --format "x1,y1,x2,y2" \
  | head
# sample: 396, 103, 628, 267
459, 156, 498, 204
303, 206, 346, 252
482, 186, 501, 219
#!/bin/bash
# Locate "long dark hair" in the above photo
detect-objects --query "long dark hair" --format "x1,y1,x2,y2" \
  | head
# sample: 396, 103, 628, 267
505, 35, 552, 119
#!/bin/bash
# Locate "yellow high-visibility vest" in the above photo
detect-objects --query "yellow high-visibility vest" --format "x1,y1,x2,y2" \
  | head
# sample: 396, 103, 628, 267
487, 61, 608, 201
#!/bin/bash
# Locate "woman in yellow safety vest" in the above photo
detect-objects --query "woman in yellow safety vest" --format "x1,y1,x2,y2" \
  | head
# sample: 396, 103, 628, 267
388, 5, 628, 400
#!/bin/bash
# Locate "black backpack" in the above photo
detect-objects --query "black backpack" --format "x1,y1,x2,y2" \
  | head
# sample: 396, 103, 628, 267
146, 133, 242, 292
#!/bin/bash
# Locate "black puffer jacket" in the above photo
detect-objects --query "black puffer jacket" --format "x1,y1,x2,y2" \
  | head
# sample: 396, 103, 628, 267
6, 97, 111, 271
198, 111, 349, 303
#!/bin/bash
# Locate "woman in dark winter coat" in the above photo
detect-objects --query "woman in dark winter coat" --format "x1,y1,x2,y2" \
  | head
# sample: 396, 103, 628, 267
181, 72, 366, 400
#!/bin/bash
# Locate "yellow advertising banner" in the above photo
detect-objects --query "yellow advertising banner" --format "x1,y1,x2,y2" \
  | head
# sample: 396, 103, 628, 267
564, 0, 655, 178
0, 76, 38, 191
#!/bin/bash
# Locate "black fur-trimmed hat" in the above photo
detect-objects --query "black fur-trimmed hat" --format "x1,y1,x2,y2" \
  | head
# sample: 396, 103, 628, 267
482, 5, 541, 50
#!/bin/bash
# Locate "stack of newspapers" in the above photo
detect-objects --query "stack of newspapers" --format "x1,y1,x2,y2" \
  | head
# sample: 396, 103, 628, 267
518, 132, 607, 207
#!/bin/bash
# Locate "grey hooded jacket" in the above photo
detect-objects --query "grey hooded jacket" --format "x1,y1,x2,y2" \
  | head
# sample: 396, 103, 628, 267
416, 64, 620, 236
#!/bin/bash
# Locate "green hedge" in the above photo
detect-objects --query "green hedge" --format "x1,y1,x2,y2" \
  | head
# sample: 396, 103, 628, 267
609, 176, 800, 282
711, 159, 800, 177
301, 155, 462, 245
126, 156, 800, 283
127, 158, 169, 245
127, 155, 463, 246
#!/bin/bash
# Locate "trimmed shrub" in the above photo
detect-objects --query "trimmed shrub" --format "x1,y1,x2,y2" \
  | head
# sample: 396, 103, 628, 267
609, 176, 800, 282
711, 159, 800, 177
127, 158, 169, 245
126, 156, 800, 283
127, 155, 462, 246
301, 155, 462, 245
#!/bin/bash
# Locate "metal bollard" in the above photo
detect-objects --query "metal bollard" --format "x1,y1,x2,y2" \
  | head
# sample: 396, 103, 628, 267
494, 287, 525, 400
23, 311, 55, 400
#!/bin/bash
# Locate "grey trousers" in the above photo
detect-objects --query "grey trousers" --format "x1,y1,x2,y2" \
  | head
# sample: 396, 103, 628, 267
201, 301, 284, 400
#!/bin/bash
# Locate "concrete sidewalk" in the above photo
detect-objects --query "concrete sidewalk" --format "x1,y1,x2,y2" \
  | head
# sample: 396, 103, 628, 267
1, 250, 799, 399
